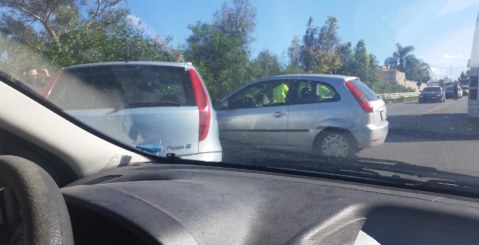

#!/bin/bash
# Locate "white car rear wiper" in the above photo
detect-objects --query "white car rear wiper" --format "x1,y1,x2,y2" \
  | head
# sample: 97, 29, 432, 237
125, 101, 182, 109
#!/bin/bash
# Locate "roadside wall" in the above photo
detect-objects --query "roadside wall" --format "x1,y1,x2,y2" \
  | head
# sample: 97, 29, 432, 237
376, 68, 421, 92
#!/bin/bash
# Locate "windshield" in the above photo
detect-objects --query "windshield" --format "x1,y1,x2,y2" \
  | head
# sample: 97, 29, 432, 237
1, 1, 479, 195
423, 87, 441, 92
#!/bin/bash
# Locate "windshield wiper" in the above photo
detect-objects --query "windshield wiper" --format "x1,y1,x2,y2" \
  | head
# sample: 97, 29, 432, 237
330, 157, 479, 197
106, 101, 183, 114
125, 101, 182, 109
236, 151, 479, 197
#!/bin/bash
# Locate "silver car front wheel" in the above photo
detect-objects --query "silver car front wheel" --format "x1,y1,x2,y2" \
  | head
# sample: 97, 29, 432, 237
315, 131, 357, 158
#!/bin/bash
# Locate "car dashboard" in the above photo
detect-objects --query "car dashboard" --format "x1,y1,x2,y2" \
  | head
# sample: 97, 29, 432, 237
62, 163, 479, 245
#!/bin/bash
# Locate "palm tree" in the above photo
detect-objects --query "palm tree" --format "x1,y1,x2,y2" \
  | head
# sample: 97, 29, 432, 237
384, 43, 415, 72
406, 58, 431, 85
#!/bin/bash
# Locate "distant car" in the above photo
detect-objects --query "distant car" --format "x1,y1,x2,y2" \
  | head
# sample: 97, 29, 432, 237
461, 84, 469, 95
418, 86, 446, 103
41, 61, 222, 162
217, 74, 389, 158
459, 79, 470, 95
445, 85, 463, 99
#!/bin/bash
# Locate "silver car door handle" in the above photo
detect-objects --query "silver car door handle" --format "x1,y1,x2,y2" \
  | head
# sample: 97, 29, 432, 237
273, 112, 285, 118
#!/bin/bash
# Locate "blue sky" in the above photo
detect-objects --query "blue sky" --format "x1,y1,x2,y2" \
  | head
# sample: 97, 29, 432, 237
125, 0, 479, 80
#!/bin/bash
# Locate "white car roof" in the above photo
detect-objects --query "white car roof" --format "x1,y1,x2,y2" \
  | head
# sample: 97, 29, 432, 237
64, 61, 194, 70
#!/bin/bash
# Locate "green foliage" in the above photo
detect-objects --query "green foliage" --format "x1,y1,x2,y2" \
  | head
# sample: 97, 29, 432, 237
336, 42, 353, 73
251, 50, 282, 78
283, 64, 304, 74
384, 43, 430, 83
337, 40, 379, 87
405, 58, 430, 85
288, 37, 302, 67
185, 22, 253, 102
0, 32, 46, 79
0, 0, 125, 49
296, 16, 341, 73
0, 0, 429, 99
385, 43, 415, 72
42, 17, 174, 67
185, 0, 256, 102
0, 0, 174, 74
213, 0, 256, 48
289, 17, 379, 86
373, 81, 416, 94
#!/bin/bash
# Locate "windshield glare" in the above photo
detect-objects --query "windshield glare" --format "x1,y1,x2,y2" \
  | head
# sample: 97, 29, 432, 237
1, 0, 479, 193
48, 65, 195, 110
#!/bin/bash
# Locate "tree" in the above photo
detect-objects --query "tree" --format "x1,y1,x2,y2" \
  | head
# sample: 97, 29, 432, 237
251, 50, 282, 78
185, 22, 252, 102
405, 58, 431, 86
42, 19, 174, 66
0, 0, 124, 50
367, 53, 380, 85
213, 0, 256, 48
287, 37, 302, 68
294, 16, 341, 73
336, 40, 378, 87
384, 43, 416, 72
337, 42, 353, 74
353, 40, 379, 85
285, 37, 304, 74
384, 43, 430, 83
284, 36, 303, 74
185, 0, 256, 101
315, 16, 341, 73
300, 17, 317, 72
0, 31, 46, 79
1, 0, 175, 73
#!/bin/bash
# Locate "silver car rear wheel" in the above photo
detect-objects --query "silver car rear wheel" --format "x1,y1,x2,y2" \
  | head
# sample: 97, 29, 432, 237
315, 131, 357, 158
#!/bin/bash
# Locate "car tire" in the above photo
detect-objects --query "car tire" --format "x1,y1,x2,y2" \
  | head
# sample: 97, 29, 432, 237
314, 130, 357, 158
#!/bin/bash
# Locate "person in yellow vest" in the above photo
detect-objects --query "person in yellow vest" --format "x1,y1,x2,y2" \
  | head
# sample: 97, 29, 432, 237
318, 84, 331, 98
273, 82, 289, 103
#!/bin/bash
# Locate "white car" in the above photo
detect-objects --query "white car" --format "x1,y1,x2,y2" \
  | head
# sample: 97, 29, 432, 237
41, 62, 222, 162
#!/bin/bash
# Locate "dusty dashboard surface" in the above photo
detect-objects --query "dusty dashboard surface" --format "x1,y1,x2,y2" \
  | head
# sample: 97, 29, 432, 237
62, 164, 479, 245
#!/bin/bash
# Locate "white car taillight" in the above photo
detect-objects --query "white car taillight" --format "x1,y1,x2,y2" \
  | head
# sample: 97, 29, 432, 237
189, 69, 211, 142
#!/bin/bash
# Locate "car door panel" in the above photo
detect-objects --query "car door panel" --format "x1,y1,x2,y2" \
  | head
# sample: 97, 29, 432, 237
217, 79, 292, 149
218, 105, 288, 147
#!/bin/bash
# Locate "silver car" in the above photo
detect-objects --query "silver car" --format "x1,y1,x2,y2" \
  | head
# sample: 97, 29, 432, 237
42, 61, 222, 162
217, 74, 388, 158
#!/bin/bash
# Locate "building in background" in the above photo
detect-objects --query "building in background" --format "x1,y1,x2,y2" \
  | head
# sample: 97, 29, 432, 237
468, 13, 479, 118
376, 67, 421, 92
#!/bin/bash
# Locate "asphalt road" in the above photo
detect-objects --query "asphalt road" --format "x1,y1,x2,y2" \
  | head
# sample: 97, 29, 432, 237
358, 96, 479, 176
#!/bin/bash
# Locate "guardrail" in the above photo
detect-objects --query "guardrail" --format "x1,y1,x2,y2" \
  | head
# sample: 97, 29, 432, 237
379, 92, 418, 100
